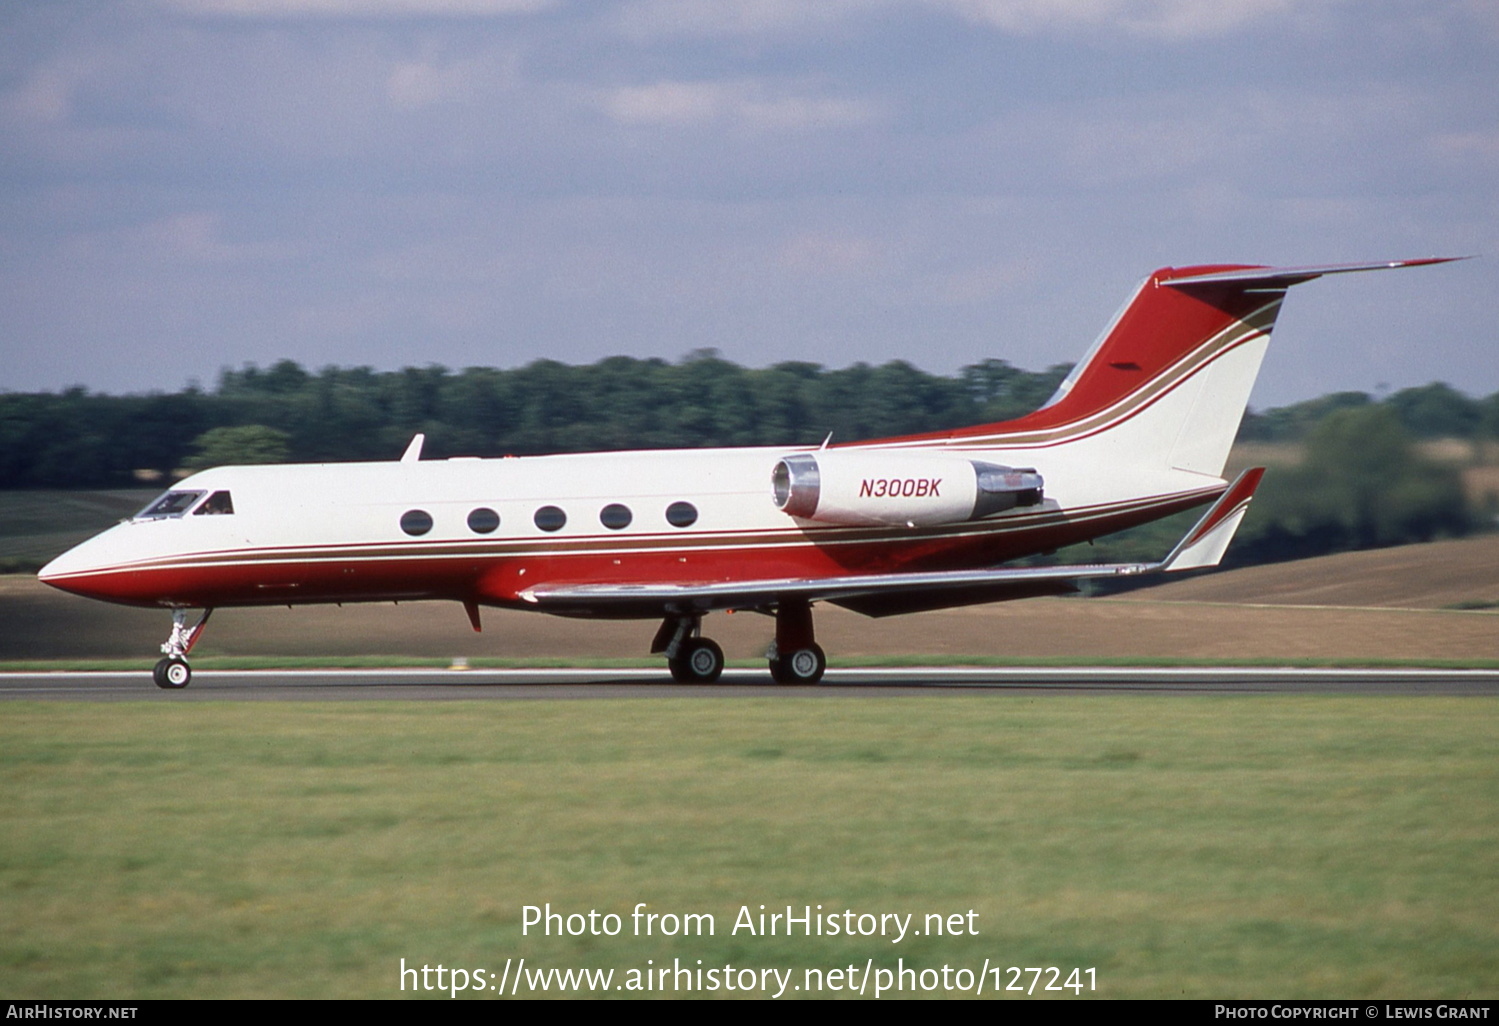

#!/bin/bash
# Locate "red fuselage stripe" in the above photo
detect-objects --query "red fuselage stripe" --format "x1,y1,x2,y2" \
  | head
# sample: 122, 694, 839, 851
43, 489, 1218, 610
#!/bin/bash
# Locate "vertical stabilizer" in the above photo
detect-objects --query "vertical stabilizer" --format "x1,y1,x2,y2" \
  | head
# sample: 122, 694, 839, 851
922, 258, 1461, 479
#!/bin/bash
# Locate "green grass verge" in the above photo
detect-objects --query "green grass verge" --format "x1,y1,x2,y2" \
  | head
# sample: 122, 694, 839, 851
1, 697, 1495, 999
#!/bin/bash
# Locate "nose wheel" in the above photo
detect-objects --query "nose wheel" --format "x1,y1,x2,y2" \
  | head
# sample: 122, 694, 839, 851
153, 608, 212, 689
153, 656, 192, 689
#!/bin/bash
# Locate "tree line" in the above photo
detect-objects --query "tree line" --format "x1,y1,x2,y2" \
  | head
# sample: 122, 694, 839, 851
0, 354, 1071, 487
1, 355, 1487, 566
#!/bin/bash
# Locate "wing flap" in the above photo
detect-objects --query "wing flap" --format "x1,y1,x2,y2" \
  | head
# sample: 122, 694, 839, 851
830, 578, 1081, 618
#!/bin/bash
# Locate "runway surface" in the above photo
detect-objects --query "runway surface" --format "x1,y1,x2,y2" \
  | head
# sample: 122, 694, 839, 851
3, 666, 1499, 700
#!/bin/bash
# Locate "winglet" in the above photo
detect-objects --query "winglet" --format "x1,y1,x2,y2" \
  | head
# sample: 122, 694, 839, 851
1159, 467, 1265, 572
401, 433, 425, 464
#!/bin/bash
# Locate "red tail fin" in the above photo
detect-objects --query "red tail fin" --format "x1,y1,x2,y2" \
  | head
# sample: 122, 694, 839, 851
1013, 259, 1460, 434
1023, 264, 1282, 430
879, 258, 1464, 472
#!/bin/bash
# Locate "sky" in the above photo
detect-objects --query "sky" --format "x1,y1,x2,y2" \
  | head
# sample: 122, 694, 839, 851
2, 0, 1496, 410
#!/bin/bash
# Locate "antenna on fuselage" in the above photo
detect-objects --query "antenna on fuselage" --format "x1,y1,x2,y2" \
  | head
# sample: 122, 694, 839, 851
401, 433, 425, 464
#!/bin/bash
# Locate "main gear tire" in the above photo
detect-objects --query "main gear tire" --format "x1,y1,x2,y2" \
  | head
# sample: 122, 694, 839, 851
769, 643, 825, 685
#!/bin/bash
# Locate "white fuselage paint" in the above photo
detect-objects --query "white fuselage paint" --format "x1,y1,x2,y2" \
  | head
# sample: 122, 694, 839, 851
39, 433, 1220, 595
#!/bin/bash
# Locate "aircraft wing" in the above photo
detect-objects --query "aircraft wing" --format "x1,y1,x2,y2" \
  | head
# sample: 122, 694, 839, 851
520, 468, 1265, 618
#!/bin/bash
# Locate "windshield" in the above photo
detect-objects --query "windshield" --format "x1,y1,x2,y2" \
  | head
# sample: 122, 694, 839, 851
135, 490, 205, 520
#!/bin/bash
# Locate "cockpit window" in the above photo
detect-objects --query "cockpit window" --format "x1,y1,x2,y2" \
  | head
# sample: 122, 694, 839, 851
193, 491, 235, 516
135, 490, 205, 520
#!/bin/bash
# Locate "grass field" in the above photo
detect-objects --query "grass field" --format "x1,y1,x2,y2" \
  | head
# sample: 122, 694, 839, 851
6, 486, 1498, 1001
2, 697, 1495, 999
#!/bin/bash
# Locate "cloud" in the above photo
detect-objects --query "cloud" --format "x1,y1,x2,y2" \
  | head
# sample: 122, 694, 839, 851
1435, 130, 1499, 168
2, 68, 74, 124
57, 209, 290, 267
928, 0, 1314, 40
953, 81, 1441, 199
602, 80, 881, 131
157, 0, 554, 17
610, 0, 1331, 43
926, 259, 1037, 305
610, 0, 882, 40
779, 232, 886, 276
3, 0, 1492, 402
386, 58, 481, 109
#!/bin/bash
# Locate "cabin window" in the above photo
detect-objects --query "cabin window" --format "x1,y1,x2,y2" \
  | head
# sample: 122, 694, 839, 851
467, 507, 500, 534
534, 506, 567, 532
599, 503, 633, 530
136, 490, 205, 520
400, 509, 434, 536
666, 501, 698, 528
193, 491, 235, 516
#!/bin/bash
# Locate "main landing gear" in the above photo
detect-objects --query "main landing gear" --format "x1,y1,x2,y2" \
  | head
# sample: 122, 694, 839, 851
653, 613, 725, 683
153, 608, 213, 689
653, 598, 827, 685
766, 597, 826, 685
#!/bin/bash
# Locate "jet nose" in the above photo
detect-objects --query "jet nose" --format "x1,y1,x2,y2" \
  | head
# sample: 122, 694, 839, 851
38, 543, 110, 598
36, 528, 152, 605
38, 545, 85, 584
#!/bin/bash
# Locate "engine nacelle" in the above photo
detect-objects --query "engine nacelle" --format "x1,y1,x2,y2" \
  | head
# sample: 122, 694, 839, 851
771, 450, 1043, 527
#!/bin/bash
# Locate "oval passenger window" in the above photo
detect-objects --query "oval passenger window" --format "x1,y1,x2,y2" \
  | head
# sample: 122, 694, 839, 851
665, 501, 698, 528
400, 510, 434, 536
467, 507, 501, 534
600, 503, 633, 530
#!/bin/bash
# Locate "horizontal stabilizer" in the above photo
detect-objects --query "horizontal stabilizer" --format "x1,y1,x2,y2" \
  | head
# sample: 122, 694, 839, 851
1160, 257, 1466, 290
521, 468, 1267, 617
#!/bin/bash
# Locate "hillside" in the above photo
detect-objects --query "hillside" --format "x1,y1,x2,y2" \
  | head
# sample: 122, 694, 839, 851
1139, 533, 1499, 610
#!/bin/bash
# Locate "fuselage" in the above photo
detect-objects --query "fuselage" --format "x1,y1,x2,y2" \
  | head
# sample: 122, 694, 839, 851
37, 437, 1222, 615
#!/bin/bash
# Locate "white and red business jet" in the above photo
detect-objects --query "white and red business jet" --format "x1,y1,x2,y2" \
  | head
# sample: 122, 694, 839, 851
40, 258, 1456, 688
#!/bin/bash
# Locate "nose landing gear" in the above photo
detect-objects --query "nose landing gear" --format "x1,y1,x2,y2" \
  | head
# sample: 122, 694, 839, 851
153, 608, 213, 689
